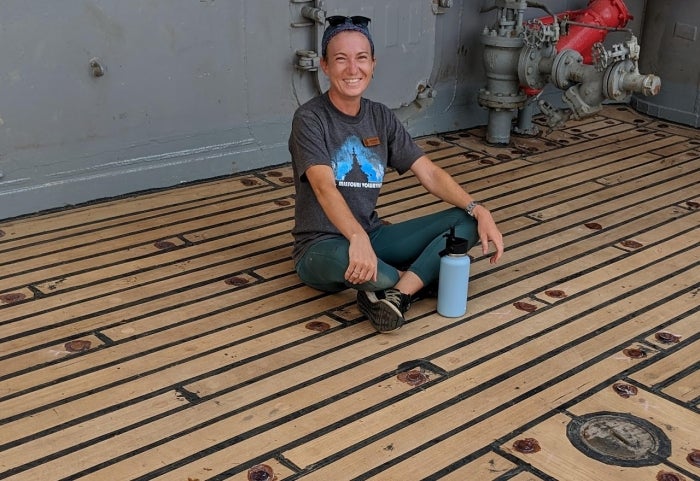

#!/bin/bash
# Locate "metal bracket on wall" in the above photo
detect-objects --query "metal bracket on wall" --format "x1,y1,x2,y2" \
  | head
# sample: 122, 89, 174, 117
290, 0, 318, 28
295, 50, 320, 71
432, 0, 453, 15
290, 3, 324, 69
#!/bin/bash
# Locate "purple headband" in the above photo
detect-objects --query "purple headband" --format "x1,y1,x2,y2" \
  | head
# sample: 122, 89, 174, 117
321, 15, 374, 58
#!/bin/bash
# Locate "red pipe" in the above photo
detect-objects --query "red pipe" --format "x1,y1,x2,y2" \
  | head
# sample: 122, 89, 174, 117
523, 0, 633, 95
543, 0, 633, 63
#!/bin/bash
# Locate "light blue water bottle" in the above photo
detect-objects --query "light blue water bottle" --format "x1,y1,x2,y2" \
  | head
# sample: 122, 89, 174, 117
437, 227, 471, 317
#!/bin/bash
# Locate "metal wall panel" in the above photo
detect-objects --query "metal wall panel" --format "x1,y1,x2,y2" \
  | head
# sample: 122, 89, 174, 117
633, 0, 700, 127
1, 0, 657, 219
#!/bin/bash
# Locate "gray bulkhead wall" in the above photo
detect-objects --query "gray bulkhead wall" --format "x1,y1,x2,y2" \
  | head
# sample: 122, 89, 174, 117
0, 1, 299, 219
0, 0, 646, 220
632, 0, 700, 128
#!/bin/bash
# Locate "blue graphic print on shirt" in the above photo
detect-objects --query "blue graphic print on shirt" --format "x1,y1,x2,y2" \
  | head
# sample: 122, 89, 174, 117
333, 136, 383, 189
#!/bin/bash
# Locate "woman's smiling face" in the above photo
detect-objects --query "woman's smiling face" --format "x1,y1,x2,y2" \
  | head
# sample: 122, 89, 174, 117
321, 30, 376, 109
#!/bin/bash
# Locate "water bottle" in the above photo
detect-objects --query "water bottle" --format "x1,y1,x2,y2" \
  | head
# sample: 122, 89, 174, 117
437, 227, 471, 317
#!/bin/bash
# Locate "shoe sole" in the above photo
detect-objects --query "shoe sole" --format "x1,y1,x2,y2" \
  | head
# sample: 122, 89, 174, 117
357, 291, 404, 332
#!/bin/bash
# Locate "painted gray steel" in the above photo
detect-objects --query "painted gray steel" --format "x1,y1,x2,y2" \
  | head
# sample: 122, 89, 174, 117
0, 0, 673, 219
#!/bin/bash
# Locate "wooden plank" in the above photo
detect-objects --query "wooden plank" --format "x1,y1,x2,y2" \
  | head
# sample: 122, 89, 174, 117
597, 106, 654, 125
475, 138, 684, 212
200, 215, 696, 401
500, 413, 677, 481
2, 163, 696, 354
355, 357, 641, 481
0, 186, 294, 281
0, 238, 292, 336
644, 312, 699, 351
377, 153, 520, 210
510, 133, 572, 155
538, 128, 590, 146
595, 151, 699, 186
415, 137, 466, 154
0, 391, 186, 474
276, 262, 692, 466
0, 279, 332, 394
471, 208, 697, 296
11, 213, 293, 296
0, 149, 458, 297
275, 264, 697, 474
0, 270, 286, 373
529, 168, 698, 222
6, 154, 696, 360
0, 252, 291, 364
568, 383, 700, 478
564, 118, 623, 134
274, 267, 697, 480
502, 472, 547, 481
630, 339, 700, 390
646, 120, 700, 139
1, 129, 688, 300
8, 234, 693, 480
0, 106, 697, 481
525, 128, 662, 163
7, 198, 690, 395
476, 181, 695, 276
384, 140, 692, 228
431, 452, 517, 480
381, 157, 534, 204
0, 174, 273, 242
571, 120, 634, 140
651, 139, 700, 157
489, 148, 694, 220
454, 121, 638, 160
662, 369, 700, 403
1, 240, 688, 458
0, 318, 346, 476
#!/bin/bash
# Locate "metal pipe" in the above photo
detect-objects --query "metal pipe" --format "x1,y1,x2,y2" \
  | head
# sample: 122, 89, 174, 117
541, 0, 633, 63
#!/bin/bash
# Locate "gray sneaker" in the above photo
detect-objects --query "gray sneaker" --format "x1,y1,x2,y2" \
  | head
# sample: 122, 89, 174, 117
357, 288, 411, 332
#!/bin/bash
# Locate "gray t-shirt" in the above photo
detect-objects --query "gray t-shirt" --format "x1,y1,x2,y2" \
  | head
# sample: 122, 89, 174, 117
289, 92, 424, 262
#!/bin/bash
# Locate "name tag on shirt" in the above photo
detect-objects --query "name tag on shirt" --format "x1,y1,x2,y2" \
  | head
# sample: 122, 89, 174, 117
362, 136, 381, 147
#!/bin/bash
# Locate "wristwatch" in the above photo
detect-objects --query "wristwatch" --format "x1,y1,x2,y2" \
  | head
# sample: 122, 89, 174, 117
465, 200, 481, 217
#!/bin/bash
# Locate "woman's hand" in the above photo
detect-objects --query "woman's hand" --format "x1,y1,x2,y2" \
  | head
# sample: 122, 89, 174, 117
473, 206, 504, 264
345, 232, 378, 284
410, 157, 505, 264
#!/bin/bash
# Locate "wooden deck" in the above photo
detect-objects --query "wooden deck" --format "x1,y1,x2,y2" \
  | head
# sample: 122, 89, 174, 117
0, 105, 698, 481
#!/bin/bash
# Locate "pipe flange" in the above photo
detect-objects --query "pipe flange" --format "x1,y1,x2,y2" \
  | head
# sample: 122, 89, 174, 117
518, 47, 547, 90
551, 49, 583, 90
478, 89, 527, 109
603, 59, 634, 102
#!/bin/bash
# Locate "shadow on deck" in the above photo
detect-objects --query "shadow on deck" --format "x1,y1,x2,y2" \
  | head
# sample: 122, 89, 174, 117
0, 106, 698, 481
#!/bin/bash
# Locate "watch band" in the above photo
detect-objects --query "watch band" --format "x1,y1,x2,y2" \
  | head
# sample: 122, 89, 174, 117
465, 200, 481, 217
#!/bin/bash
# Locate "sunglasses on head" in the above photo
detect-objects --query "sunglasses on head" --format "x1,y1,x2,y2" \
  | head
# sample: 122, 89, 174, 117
326, 15, 371, 28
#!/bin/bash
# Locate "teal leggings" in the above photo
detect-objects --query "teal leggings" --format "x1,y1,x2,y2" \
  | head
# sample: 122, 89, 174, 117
295, 207, 478, 293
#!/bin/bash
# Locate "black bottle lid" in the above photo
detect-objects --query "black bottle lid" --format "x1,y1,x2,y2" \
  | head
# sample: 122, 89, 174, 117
439, 227, 469, 256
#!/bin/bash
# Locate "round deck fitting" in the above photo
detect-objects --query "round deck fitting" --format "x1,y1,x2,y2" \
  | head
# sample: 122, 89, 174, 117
567, 412, 671, 467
